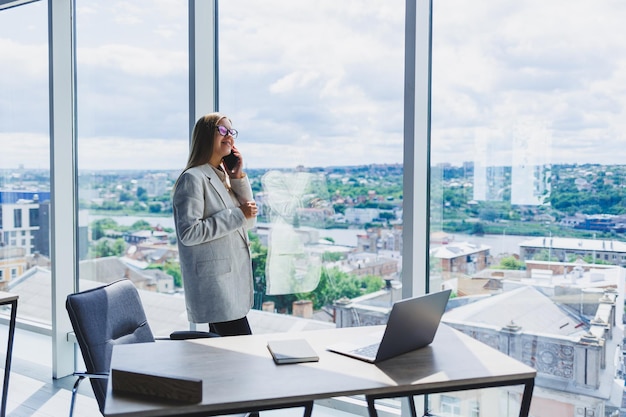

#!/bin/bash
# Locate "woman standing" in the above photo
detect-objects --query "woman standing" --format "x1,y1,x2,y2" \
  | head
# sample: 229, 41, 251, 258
173, 112, 258, 336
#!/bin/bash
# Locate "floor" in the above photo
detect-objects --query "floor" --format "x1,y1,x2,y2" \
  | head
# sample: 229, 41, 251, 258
2, 327, 101, 417
1, 327, 364, 417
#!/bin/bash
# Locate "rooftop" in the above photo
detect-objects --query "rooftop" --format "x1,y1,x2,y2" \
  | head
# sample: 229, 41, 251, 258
8, 265, 336, 336
520, 236, 626, 253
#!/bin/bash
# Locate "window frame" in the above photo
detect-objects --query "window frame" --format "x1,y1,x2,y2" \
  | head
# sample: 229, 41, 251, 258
1, 0, 432, 387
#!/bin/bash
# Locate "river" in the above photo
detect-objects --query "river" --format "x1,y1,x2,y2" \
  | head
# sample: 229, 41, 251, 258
88, 215, 367, 247
90, 214, 531, 255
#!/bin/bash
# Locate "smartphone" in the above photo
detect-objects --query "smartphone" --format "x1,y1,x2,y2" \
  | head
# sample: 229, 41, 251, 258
223, 151, 240, 171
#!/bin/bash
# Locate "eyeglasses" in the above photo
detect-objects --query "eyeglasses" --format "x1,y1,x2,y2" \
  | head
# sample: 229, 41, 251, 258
217, 125, 238, 139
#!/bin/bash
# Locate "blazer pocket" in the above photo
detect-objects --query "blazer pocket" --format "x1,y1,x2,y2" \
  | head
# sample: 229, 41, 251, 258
196, 259, 231, 277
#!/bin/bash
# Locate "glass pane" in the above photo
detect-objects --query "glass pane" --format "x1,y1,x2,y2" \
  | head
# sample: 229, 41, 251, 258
219, 0, 405, 331
76, 0, 189, 336
431, 1, 625, 416
431, 388, 526, 417
0, 1, 50, 326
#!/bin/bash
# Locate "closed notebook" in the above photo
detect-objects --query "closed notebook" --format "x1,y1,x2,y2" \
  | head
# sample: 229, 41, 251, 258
267, 339, 319, 365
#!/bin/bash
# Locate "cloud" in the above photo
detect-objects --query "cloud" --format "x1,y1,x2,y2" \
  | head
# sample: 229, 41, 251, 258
430, 0, 626, 166
2, 0, 625, 171
78, 44, 186, 78
218, 0, 405, 166
79, 136, 189, 171
0, 133, 50, 170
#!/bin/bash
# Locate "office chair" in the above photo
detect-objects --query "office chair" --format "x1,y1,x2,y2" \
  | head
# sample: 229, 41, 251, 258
65, 279, 312, 417
65, 279, 232, 417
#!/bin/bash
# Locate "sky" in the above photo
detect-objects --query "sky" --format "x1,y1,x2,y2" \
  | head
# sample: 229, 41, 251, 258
1, 0, 625, 171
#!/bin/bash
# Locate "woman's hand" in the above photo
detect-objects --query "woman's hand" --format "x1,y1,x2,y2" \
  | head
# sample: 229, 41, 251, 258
240, 200, 258, 219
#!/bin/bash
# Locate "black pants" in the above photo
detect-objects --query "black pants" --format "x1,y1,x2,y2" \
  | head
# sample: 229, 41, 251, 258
209, 316, 252, 337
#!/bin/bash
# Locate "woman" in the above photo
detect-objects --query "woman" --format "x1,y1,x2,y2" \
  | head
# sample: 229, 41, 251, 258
173, 112, 258, 336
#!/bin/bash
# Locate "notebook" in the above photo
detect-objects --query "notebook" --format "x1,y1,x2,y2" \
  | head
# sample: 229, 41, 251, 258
326, 289, 451, 363
267, 339, 320, 365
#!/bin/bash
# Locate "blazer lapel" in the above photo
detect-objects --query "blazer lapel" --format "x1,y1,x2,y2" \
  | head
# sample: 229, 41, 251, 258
198, 164, 249, 244
198, 165, 231, 208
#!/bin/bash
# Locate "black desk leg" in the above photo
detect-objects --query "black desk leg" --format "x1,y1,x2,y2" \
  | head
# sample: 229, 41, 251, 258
367, 396, 418, 417
367, 396, 378, 417
302, 401, 314, 417
1, 299, 17, 417
408, 395, 418, 417
367, 383, 533, 417
519, 378, 535, 417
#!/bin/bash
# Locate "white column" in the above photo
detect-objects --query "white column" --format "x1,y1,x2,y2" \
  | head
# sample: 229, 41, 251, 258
189, 0, 218, 131
49, 0, 78, 378
402, 1, 432, 415
402, 0, 432, 299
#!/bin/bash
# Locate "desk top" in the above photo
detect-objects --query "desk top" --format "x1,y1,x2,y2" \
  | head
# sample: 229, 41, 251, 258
0, 292, 18, 303
104, 324, 536, 417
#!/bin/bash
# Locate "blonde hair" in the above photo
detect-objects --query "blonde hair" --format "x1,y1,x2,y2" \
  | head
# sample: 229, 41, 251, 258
174, 112, 230, 190
185, 112, 229, 171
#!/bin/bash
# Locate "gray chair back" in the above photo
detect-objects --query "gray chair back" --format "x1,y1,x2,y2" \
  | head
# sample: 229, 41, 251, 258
66, 279, 155, 412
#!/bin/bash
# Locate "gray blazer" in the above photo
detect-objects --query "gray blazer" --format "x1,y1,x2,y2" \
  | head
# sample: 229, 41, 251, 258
172, 164, 255, 324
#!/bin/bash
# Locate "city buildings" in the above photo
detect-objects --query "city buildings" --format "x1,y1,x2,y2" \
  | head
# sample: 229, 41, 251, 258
0, 191, 50, 256
520, 237, 626, 267
430, 241, 491, 279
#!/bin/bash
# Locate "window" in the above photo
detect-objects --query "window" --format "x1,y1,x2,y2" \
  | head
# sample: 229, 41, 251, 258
4, 2, 410, 394
0, 0, 50, 326
216, 0, 405, 331
440, 395, 461, 416
431, 0, 625, 415
76, 0, 189, 334
470, 400, 479, 417
29, 207, 39, 227
13, 209, 22, 228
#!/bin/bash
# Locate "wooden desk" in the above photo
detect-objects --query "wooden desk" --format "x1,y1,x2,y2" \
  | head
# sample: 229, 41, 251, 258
104, 324, 536, 417
0, 292, 18, 417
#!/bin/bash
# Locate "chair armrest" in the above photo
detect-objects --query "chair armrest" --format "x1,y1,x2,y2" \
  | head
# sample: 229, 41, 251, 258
169, 330, 221, 340
73, 371, 109, 379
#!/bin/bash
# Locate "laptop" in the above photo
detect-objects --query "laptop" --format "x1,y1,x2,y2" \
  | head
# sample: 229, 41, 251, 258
327, 289, 451, 363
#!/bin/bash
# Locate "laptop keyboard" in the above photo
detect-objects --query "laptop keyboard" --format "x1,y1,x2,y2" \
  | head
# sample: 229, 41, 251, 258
352, 342, 380, 359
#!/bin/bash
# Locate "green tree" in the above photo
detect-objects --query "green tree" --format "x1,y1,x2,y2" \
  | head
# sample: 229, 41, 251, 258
148, 203, 162, 213
293, 268, 384, 310
101, 200, 124, 210
296, 267, 359, 309
91, 218, 119, 240
136, 187, 149, 202
582, 254, 612, 265
443, 188, 467, 209
478, 207, 498, 222
360, 274, 385, 292
321, 251, 343, 262
532, 249, 559, 262
147, 262, 182, 288
497, 256, 525, 270
91, 238, 126, 258
333, 203, 346, 214
471, 222, 485, 236
130, 219, 152, 231
164, 262, 182, 288
250, 233, 267, 285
